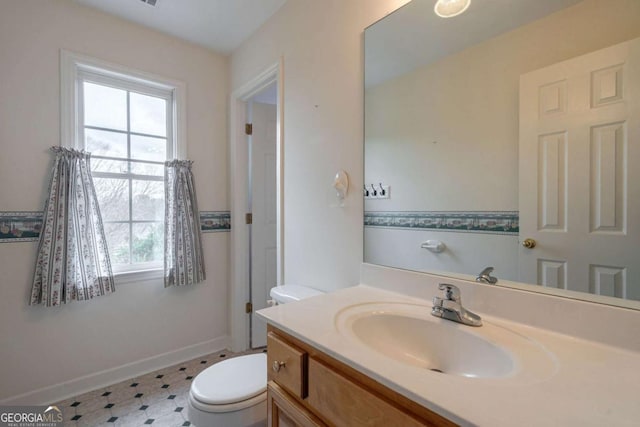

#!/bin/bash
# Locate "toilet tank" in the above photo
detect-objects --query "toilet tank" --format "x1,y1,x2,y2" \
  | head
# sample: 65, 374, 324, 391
269, 285, 324, 305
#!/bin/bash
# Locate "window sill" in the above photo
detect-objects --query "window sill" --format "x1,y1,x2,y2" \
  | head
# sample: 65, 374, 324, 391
114, 268, 163, 285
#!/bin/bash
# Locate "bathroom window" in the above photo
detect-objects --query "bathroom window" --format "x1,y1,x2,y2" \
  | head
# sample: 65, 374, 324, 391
61, 51, 186, 279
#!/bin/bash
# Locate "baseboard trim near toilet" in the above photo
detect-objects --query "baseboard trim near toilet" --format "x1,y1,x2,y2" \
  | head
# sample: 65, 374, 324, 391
0, 335, 229, 406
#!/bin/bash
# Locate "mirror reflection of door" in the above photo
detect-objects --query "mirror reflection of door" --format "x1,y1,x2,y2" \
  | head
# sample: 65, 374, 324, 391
519, 37, 639, 299
249, 87, 278, 348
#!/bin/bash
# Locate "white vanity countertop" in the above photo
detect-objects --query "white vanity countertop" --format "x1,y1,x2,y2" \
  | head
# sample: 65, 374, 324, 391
257, 285, 640, 427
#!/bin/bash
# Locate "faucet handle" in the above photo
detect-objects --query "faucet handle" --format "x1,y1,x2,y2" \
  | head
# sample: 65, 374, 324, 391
438, 283, 460, 302
476, 266, 498, 284
479, 266, 494, 275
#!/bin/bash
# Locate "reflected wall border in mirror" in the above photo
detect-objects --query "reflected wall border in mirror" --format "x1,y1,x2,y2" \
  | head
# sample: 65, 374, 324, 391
364, 0, 640, 310
365, 211, 519, 235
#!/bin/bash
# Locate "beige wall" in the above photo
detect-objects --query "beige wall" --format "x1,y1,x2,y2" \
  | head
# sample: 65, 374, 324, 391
0, 0, 229, 403
231, 0, 411, 291
365, 0, 640, 212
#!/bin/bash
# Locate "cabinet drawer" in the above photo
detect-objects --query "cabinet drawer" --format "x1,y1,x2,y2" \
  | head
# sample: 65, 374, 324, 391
267, 332, 307, 398
307, 358, 430, 427
268, 381, 325, 427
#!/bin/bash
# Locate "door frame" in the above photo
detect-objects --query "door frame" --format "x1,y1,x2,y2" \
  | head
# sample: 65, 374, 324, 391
229, 59, 284, 351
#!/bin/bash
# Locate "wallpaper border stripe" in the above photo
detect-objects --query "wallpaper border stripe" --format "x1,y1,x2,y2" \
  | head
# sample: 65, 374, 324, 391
199, 211, 231, 233
0, 211, 231, 242
364, 211, 519, 235
0, 211, 44, 242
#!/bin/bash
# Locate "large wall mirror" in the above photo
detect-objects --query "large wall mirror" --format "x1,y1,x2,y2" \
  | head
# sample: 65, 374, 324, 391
364, 0, 640, 308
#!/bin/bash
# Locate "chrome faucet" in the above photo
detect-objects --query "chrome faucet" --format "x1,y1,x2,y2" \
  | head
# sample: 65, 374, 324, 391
476, 266, 498, 284
432, 284, 482, 327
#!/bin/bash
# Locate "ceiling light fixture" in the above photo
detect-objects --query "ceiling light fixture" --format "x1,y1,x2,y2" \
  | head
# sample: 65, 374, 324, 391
434, 0, 471, 18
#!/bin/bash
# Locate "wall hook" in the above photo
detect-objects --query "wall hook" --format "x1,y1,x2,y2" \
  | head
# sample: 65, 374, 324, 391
363, 185, 369, 197
378, 183, 386, 196
370, 184, 377, 197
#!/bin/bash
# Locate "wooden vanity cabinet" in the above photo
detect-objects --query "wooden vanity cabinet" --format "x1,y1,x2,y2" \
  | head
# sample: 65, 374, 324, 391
266, 326, 457, 427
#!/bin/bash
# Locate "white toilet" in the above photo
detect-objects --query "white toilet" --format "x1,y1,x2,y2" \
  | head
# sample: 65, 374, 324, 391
187, 285, 324, 427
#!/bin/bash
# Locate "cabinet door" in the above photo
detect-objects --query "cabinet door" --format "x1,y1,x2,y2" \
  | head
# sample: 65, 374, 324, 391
267, 381, 325, 427
307, 358, 451, 427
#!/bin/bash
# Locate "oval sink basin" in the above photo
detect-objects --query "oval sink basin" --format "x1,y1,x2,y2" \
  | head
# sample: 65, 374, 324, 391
351, 312, 512, 378
335, 302, 557, 382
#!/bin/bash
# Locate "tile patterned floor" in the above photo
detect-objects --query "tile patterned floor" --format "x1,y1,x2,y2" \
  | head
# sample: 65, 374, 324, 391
54, 348, 265, 427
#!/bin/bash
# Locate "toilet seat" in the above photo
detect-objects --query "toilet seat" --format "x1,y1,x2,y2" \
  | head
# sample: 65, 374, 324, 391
190, 353, 267, 412
189, 389, 266, 413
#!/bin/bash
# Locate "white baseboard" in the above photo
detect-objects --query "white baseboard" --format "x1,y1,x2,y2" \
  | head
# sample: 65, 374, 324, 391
1, 335, 229, 406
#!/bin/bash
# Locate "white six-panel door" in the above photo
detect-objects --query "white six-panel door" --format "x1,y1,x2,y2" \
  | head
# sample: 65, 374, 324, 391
250, 102, 278, 347
519, 37, 640, 300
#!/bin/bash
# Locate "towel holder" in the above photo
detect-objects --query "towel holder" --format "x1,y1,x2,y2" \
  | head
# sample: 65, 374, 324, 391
421, 240, 446, 253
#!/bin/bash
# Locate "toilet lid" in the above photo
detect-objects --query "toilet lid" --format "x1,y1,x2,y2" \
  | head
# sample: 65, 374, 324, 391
191, 353, 267, 405
270, 285, 324, 304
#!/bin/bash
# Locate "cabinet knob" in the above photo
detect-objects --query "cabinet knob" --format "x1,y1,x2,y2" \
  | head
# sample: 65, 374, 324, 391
272, 360, 286, 372
522, 238, 536, 249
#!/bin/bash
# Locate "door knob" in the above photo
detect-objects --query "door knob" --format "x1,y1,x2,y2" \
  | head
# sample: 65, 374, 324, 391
522, 238, 536, 249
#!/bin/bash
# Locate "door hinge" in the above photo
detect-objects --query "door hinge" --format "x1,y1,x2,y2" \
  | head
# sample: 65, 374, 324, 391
245, 123, 253, 135
245, 302, 253, 313
245, 213, 253, 224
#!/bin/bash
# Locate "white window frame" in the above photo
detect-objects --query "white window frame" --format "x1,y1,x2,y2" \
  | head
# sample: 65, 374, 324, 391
60, 50, 187, 282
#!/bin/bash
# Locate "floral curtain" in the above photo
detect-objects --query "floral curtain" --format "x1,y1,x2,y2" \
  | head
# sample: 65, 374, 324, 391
31, 147, 115, 307
164, 160, 205, 287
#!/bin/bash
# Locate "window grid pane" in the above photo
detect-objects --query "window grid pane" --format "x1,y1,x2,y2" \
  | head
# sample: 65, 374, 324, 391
130, 92, 167, 137
132, 222, 164, 264
83, 82, 127, 131
93, 177, 130, 221
82, 79, 169, 272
